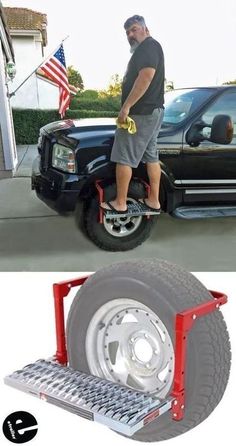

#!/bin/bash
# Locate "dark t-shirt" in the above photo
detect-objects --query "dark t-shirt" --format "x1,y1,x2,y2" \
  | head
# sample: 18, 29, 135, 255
121, 37, 165, 114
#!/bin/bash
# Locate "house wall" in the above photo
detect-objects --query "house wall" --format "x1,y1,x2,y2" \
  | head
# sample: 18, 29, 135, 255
9, 35, 59, 109
0, 38, 17, 177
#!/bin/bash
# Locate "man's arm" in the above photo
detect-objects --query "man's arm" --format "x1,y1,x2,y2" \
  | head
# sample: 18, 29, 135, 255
118, 67, 156, 123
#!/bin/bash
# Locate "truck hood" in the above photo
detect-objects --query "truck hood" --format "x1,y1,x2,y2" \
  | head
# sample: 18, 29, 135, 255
40, 118, 117, 135
40, 117, 170, 143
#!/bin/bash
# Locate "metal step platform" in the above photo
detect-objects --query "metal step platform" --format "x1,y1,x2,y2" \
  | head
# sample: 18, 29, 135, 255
103, 201, 161, 219
4, 359, 173, 437
172, 205, 236, 219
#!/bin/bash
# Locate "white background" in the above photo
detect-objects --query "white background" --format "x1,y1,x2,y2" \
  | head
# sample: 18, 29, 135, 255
0, 271, 235, 445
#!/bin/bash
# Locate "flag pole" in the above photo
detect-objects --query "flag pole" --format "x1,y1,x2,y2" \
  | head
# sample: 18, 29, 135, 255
8, 36, 69, 98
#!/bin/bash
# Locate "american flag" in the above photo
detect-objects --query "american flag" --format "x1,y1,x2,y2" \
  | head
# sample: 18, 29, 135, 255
39, 44, 70, 118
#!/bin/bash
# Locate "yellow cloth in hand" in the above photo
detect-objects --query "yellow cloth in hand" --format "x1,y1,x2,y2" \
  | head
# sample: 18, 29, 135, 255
116, 116, 137, 134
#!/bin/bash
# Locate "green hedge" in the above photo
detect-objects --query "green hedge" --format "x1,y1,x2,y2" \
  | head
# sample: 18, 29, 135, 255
70, 96, 121, 111
13, 109, 118, 144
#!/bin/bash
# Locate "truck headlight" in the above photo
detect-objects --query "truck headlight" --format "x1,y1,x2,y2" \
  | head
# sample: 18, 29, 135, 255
37, 135, 42, 148
52, 143, 76, 173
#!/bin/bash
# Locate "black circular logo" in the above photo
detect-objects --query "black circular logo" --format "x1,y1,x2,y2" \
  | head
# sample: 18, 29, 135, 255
2, 411, 38, 443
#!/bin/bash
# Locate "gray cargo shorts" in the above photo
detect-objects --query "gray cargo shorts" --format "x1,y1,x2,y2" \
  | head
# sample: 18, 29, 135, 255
110, 107, 164, 168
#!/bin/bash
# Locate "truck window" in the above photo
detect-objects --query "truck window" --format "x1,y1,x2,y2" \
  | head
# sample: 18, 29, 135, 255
201, 90, 236, 143
163, 89, 214, 125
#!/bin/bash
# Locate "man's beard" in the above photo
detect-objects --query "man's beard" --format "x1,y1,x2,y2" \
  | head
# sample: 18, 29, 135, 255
129, 40, 140, 54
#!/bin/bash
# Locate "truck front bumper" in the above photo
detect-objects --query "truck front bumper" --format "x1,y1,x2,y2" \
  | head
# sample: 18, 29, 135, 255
31, 156, 84, 213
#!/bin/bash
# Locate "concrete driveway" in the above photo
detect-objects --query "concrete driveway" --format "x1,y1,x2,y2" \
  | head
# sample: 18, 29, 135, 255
0, 145, 236, 271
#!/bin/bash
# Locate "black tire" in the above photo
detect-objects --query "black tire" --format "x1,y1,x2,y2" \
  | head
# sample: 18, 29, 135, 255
74, 200, 89, 236
66, 259, 231, 442
83, 181, 156, 251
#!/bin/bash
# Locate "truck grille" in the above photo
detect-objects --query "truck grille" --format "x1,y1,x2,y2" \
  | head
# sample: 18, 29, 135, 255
40, 136, 51, 172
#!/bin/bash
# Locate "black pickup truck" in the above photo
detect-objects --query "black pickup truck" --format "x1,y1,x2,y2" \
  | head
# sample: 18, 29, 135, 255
32, 86, 235, 251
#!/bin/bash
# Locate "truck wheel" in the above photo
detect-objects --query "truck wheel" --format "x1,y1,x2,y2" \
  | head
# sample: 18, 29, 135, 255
83, 182, 156, 251
66, 259, 231, 442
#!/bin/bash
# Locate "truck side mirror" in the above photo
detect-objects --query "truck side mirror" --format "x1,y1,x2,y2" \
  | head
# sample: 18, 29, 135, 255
186, 114, 233, 147
185, 121, 206, 147
210, 115, 233, 144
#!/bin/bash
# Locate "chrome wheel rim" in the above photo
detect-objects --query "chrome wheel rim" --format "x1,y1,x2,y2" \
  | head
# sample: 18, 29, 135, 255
103, 198, 142, 238
85, 299, 174, 397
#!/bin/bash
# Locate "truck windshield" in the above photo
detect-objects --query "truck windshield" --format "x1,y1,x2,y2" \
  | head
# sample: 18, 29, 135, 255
163, 88, 215, 125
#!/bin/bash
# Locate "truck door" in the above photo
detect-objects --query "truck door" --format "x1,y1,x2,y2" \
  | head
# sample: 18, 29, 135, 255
159, 88, 216, 188
181, 88, 236, 204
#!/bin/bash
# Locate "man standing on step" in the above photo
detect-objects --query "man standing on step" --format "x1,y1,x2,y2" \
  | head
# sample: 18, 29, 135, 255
101, 15, 165, 215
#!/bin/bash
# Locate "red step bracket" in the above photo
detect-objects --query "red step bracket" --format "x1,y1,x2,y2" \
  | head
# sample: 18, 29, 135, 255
52, 277, 227, 421
170, 290, 227, 420
53, 275, 91, 364
95, 180, 105, 224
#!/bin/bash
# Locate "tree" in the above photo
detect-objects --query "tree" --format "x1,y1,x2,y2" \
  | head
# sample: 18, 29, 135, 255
67, 66, 84, 90
99, 74, 122, 98
223, 79, 236, 85
80, 89, 99, 100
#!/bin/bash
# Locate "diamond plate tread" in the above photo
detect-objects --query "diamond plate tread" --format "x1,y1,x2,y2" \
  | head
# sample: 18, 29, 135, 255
4, 359, 173, 436
104, 202, 161, 218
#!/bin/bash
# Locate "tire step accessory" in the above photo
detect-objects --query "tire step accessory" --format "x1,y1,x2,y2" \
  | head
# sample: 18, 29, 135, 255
4, 275, 228, 438
101, 201, 161, 218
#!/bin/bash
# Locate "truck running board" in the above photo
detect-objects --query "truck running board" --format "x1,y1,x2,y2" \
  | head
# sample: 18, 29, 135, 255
4, 359, 173, 437
172, 205, 236, 219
